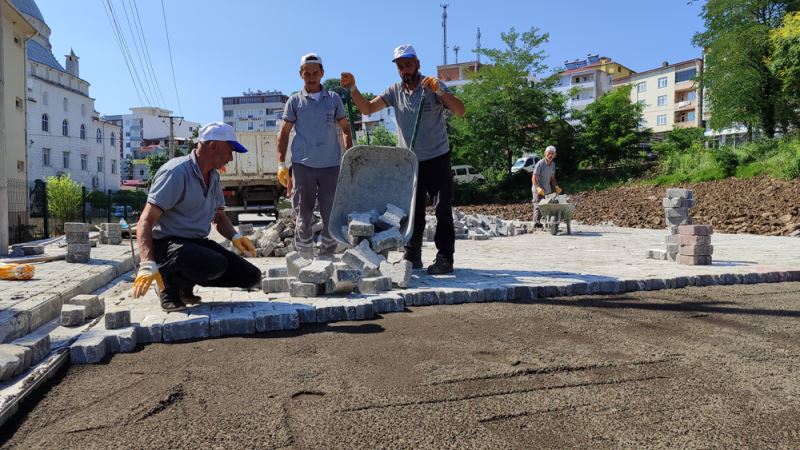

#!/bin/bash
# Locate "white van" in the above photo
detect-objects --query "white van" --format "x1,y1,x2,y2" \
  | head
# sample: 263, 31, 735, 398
511, 154, 541, 174
451, 165, 486, 184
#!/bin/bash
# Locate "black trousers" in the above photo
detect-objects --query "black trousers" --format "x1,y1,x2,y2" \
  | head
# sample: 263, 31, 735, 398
152, 237, 262, 298
405, 151, 455, 263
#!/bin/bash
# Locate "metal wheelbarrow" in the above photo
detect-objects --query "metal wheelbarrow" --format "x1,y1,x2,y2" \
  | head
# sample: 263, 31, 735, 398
538, 194, 577, 235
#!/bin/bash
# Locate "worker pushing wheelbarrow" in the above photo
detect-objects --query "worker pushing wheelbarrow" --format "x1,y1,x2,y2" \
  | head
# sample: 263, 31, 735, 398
537, 193, 578, 235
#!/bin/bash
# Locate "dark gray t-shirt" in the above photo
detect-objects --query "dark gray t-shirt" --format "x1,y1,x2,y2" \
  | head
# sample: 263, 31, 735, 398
380, 77, 450, 162
533, 159, 557, 194
148, 151, 224, 239
283, 87, 347, 168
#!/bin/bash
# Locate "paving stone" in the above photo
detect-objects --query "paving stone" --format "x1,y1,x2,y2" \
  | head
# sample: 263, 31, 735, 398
66, 253, 91, 264
379, 259, 413, 288
0, 309, 31, 344
68, 294, 105, 319
285, 303, 316, 324
646, 249, 667, 260
679, 234, 712, 246
370, 227, 404, 253
14, 294, 62, 332
325, 267, 362, 295
290, 281, 325, 298
11, 334, 50, 364
134, 314, 165, 344
667, 225, 680, 235
105, 307, 131, 330
662, 197, 696, 208
162, 312, 210, 342
70, 333, 107, 364
285, 251, 312, 278
664, 234, 679, 245
64, 222, 90, 233
263, 277, 292, 293
61, 304, 86, 327
0, 344, 31, 379
678, 244, 714, 256
665, 188, 693, 199
664, 208, 692, 226
342, 240, 384, 276
678, 254, 713, 265
378, 203, 406, 230
103, 327, 138, 353
298, 260, 334, 284
348, 213, 375, 237
209, 308, 255, 337
267, 267, 288, 278
678, 224, 713, 236
357, 276, 392, 294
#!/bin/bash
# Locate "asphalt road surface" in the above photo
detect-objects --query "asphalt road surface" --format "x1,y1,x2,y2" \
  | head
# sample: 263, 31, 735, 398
3, 282, 799, 449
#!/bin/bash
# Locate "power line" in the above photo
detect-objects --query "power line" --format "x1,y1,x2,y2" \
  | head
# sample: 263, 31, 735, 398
105, 0, 154, 105
131, 0, 168, 107
100, 0, 143, 105
161, 0, 182, 115
120, 0, 159, 107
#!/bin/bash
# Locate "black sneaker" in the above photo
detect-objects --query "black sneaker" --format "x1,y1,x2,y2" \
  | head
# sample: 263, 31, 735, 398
180, 287, 202, 305
427, 255, 454, 275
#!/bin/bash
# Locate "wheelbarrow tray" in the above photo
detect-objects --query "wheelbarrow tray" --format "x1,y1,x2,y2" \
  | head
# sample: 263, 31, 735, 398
329, 145, 418, 246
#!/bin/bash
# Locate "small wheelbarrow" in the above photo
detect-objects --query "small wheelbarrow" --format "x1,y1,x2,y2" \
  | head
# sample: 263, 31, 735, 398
538, 194, 577, 235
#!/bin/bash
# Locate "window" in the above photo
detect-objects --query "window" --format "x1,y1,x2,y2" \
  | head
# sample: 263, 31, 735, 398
675, 68, 697, 83
63, 151, 70, 169
657, 114, 667, 125
247, 121, 254, 130
41, 114, 49, 132
658, 77, 668, 88
110, 132, 116, 146
637, 82, 646, 93
111, 160, 117, 174
43, 148, 51, 167
657, 95, 667, 106
687, 91, 697, 102
80, 124, 86, 140
63, 97, 68, 112
456, 168, 467, 175
81, 154, 88, 171
467, 167, 479, 175
97, 157, 104, 173
223, 110, 233, 117
96, 129, 102, 143
687, 111, 696, 121
126, 142, 130, 148
139, 169, 145, 176
62, 119, 69, 136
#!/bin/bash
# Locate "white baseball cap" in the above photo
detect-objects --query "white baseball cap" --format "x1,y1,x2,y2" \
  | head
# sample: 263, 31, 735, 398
196, 122, 248, 153
392, 44, 417, 62
545, 145, 557, 154
300, 53, 323, 66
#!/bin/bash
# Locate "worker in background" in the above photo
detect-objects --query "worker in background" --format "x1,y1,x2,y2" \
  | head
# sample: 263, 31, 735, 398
341, 44, 465, 275
277, 53, 353, 259
532, 145, 562, 227
132, 122, 261, 312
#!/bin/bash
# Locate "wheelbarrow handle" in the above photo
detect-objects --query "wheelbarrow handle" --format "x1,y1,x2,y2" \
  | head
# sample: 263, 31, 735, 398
409, 88, 427, 151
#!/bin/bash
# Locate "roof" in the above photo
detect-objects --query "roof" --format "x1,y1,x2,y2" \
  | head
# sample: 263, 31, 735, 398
27, 39, 65, 72
10, 0, 44, 23
613, 58, 702, 84
559, 63, 602, 76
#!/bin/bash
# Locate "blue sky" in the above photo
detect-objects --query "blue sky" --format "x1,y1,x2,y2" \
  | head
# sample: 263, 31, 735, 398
35, 0, 705, 125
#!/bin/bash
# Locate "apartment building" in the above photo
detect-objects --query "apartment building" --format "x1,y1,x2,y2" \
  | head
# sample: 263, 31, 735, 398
613, 59, 703, 138
555, 54, 635, 113
104, 106, 199, 160
437, 60, 483, 88
222, 89, 288, 132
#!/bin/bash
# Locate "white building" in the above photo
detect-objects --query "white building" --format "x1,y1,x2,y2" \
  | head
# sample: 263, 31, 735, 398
357, 107, 398, 142
222, 90, 288, 132
555, 54, 635, 116
15, 0, 121, 193
104, 106, 200, 159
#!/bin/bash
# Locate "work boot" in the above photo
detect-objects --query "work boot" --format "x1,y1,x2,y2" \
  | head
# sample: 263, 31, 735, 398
427, 254, 454, 275
180, 287, 202, 305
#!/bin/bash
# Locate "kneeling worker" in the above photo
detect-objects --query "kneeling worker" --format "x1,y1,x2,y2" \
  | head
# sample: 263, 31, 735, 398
132, 122, 262, 311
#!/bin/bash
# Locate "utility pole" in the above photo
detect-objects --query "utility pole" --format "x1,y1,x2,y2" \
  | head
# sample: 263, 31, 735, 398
476, 27, 482, 64
0, 13, 8, 255
441, 3, 448, 65
453, 45, 460, 64
159, 114, 183, 158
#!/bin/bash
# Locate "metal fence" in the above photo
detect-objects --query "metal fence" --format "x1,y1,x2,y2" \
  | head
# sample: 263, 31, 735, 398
9, 181, 147, 244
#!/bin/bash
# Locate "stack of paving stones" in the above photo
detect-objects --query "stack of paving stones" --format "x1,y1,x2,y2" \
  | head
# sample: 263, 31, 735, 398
69, 301, 138, 364
231, 208, 315, 257
99, 222, 122, 245
64, 222, 91, 263
647, 188, 696, 261
60, 294, 106, 327
677, 224, 714, 265
425, 209, 532, 242
263, 203, 412, 298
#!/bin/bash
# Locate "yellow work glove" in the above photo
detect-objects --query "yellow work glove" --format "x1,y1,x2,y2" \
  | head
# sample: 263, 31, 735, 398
536, 187, 545, 197
555, 185, 562, 194
340, 72, 356, 92
421, 76, 444, 95
132, 261, 164, 298
277, 163, 289, 188
232, 233, 256, 257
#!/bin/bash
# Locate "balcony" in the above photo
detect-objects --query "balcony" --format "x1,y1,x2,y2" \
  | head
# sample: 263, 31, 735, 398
674, 100, 695, 111
673, 121, 697, 129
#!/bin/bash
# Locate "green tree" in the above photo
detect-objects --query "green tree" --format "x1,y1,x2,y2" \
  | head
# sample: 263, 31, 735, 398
146, 152, 169, 188
87, 189, 111, 210
574, 84, 651, 168
322, 78, 375, 131
449, 26, 565, 174
46, 173, 82, 230
693, 0, 800, 138
770, 11, 800, 128
357, 125, 398, 146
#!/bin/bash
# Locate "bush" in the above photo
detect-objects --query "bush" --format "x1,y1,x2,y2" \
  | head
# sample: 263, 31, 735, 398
712, 146, 739, 177
46, 174, 81, 231
87, 189, 111, 210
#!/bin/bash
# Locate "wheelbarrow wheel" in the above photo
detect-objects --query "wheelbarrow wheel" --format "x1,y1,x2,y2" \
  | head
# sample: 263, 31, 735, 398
566, 220, 572, 235
549, 223, 559, 235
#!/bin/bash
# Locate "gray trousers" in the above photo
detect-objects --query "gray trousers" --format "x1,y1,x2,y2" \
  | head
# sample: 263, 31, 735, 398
292, 163, 339, 257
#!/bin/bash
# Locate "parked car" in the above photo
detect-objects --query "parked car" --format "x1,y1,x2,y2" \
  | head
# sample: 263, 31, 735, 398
111, 205, 134, 218
451, 165, 486, 184
511, 154, 541, 174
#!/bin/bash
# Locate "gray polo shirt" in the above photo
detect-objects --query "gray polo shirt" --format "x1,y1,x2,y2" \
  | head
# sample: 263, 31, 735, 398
533, 159, 557, 195
148, 151, 224, 239
283, 87, 347, 169
380, 77, 450, 162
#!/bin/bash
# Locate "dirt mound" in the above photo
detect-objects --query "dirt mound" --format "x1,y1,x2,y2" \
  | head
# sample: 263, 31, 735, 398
457, 176, 800, 236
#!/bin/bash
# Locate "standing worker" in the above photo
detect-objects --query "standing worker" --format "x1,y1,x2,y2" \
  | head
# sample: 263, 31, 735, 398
277, 53, 353, 259
341, 44, 465, 274
132, 123, 262, 311
532, 145, 562, 227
